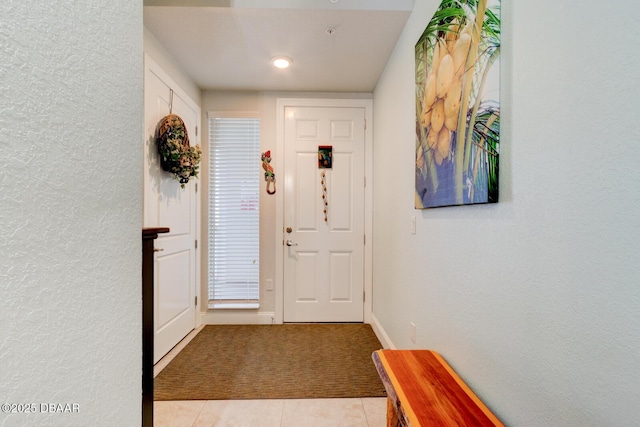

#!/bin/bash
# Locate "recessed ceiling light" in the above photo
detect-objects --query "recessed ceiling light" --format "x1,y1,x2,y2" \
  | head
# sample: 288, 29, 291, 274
272, 56, 292, 69
329, 0, 340, 3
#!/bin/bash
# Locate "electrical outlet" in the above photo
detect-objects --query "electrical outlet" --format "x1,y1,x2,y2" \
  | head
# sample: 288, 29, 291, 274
410, 322, 416, 343
265, 279, 273, 291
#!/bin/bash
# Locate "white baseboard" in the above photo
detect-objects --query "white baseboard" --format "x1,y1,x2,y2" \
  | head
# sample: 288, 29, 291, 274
199, 310, 276, 325
370, 313, 396, 349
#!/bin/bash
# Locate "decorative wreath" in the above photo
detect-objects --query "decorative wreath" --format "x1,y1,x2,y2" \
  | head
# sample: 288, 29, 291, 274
156, 114, 202, 188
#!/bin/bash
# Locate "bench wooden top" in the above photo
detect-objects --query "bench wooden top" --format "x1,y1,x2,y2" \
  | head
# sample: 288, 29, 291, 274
372, 350, 504, 427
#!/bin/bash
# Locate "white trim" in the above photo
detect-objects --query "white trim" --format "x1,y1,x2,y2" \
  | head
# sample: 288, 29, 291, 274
146, 0, 413, 10
208, 110, 261, 119
208, 302, 260, 309
370, 314, 396, 350
275, 97, 374, 325
199, 311, 276, 325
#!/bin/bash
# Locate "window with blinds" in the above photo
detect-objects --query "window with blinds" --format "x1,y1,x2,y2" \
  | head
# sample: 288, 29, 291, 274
208, 113, 260, 309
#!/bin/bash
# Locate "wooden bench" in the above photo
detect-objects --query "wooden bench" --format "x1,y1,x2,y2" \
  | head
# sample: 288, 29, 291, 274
372, 350, 504, 427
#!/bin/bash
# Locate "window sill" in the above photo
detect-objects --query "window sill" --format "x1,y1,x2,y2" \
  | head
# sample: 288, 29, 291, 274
208, 302, 260, 310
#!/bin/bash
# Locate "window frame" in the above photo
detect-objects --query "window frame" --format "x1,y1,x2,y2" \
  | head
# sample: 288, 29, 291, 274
207, 111, 261, 309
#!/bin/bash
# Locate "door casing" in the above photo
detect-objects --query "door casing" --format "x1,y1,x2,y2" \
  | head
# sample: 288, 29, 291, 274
275, 98, 373, 324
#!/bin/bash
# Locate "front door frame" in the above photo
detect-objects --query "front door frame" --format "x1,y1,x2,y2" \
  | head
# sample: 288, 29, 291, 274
275, 98, 373, 324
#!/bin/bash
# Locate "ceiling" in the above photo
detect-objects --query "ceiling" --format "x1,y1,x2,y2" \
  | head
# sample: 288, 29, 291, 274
143, 0, 414, 92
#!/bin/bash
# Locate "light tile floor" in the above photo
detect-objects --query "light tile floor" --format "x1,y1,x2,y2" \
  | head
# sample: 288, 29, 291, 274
154, 326, 387, 427
154, 397, 386, 427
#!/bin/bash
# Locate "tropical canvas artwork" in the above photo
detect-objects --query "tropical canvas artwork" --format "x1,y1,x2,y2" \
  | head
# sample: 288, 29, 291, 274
415, 0, 500, 209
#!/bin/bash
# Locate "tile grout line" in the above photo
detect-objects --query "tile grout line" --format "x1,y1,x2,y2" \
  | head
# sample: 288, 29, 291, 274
189, 400, 207, 427
279, 399, 286, 427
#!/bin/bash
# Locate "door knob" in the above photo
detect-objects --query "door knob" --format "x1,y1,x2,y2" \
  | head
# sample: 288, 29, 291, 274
285, 240, 298, 247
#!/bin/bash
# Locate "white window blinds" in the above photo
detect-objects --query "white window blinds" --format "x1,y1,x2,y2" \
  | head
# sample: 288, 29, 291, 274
208, 114, 260, 307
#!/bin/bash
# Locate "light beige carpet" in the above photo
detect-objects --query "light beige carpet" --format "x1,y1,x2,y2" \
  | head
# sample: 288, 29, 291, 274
154, 324, 386, 400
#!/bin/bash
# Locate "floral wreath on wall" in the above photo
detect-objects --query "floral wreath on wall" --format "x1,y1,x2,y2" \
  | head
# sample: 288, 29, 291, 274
156, 114, 202, 188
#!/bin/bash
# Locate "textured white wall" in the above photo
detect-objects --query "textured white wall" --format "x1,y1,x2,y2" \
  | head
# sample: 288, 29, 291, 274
372, 0, 640, 426
144, 27, 202, 107
0, 2, 142, 426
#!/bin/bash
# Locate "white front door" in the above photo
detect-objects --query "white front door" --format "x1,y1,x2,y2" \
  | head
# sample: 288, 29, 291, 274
144, 55, 199, 363
283, 106, 365, 322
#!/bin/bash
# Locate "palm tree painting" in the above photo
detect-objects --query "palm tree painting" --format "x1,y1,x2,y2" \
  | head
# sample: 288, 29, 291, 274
415, 0, 500, 209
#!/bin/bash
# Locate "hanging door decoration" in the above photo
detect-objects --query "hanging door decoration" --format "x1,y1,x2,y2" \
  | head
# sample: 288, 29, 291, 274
261, 150, 276, 194
320, 170, 328, 222
156, 90, 202, 188
318, 145, 332, 169
318, 146, 332, 222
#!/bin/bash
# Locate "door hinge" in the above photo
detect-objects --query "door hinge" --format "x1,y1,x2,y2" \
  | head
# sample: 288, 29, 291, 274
364, 119, 367, 130
363, 291, 366, 302
364, 234, 366, 245
195, 296, 198, 306
195, 126, 198, 137
195, 239, 198, 249
364, 176, 366, 188
195, 183, 198, 193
